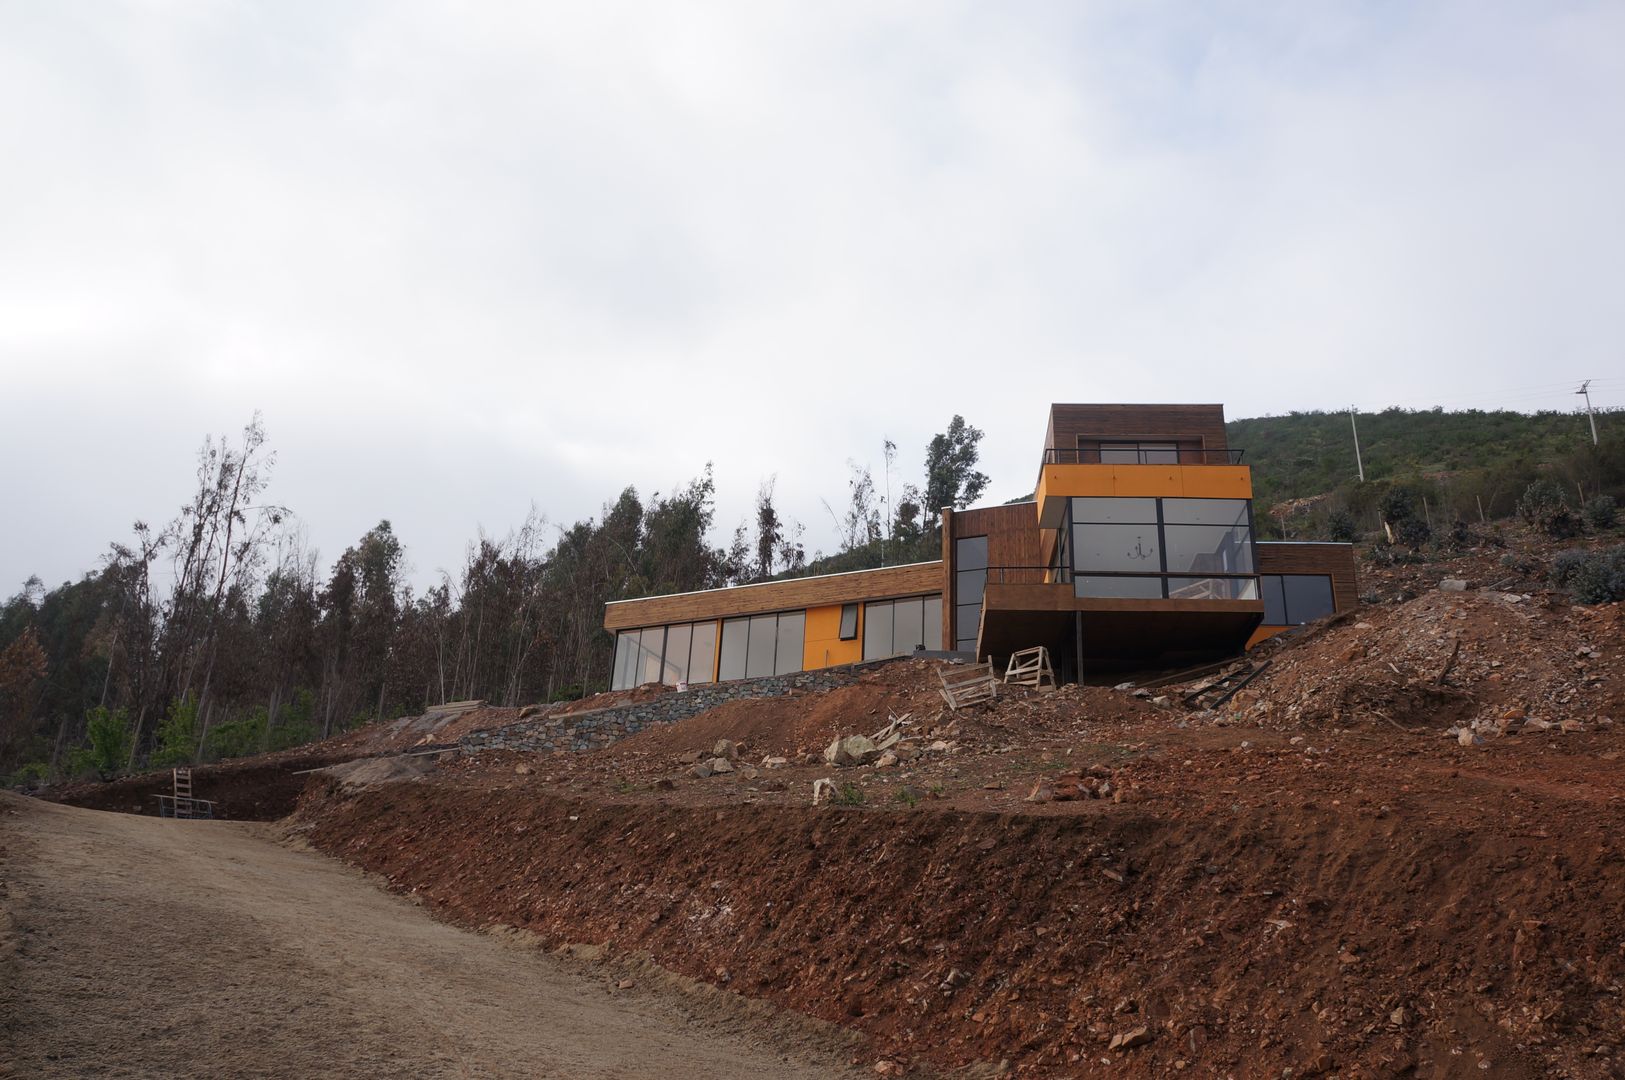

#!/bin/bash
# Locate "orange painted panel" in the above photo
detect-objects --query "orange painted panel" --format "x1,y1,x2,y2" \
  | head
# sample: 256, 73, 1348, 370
804, 603, 862, 670
1246, 625, 1291, 649
1038, 465, 1253, 522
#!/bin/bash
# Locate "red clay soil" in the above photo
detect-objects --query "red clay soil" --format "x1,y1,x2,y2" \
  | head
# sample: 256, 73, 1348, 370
291, 588, 1625, 1078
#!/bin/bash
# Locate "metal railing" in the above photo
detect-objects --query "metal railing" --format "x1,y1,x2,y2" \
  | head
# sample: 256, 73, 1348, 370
979, 566, 1262, 601
1041, 447, 1245, 466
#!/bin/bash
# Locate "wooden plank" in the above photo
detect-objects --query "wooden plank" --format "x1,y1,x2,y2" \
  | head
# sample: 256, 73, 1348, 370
604, 561, 945, 630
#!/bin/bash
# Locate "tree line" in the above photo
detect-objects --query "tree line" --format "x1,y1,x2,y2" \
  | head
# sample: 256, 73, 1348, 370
0, 414, 992, 783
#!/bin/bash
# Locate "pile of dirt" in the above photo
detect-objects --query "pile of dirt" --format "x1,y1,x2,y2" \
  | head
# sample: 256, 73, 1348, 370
1233, 590, 1622, 734
318, 754, 438, 790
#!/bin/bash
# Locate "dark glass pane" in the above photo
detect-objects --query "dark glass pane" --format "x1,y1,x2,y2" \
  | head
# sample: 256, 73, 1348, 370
1072, 523, 1161, 573
892, 597, 924, 655
688, 621, 717, 684
1162, 498, 1248, 527
1167, 577, 1259, 600
1072, 497, 1157, 524
955, 535, 988, 572
922, 596, 942, 650
838, 603, 859, 639
1282, 575, 1335, 624
956, 568, 986, 603
663, 623, 691, 685
1261, 575, 1287, 624
1139, 443, 1178, 464
863, 601, 894, 661
1099, 443, 1139, 464
1075, 576, 1164, 599
954, 602, 981, 641
718, 618, 749, 682
1162, 524, 1254, 574
774, 612, 805, 675
746, 615, 777, 679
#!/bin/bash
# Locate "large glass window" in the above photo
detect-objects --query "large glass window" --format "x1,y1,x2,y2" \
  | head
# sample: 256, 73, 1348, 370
662, 622, 691, 685
1262, 574, 1335, 625
689, 621, 717, 685
1070, 496, 1257, 601
774, 612, 805, 676
612, 631, 637, 690
863, 595, 943, 660
1099, 442, 1178, 464
746, 615, 777, 678
864, 599, 893, 660
954, 536, 988, 651
638, 626, 665, 687
719, 618, 749, 681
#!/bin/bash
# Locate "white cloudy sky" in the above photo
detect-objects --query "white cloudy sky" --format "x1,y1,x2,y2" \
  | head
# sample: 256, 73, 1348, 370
3, 0, 1623, 592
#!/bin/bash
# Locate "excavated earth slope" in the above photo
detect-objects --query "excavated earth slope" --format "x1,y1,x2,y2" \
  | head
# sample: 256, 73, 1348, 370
291, 581, 1625, 1077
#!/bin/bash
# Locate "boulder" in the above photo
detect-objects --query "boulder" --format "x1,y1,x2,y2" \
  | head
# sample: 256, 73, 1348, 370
713, 738, 739, 760
1439, 579, 1470, 592
825, 734, 878, 766
708, 756, 734, 774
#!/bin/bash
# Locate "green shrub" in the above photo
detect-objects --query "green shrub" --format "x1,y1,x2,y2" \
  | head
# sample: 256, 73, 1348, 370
151, 696, 200, 767
1551, 546, 1625, 604
204, 709, 268, 761
1325, 509, 1358, 543
69, 706, 133, 780
1518, 479, 1579, 538
1379, 487, 1418, 525
1585, 495, 1618, 531
7, 761, 50, 788
1395, 518, 1431, 550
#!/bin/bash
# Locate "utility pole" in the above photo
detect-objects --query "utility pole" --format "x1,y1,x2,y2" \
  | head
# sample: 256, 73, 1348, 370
1349, 406, 1365, 482
1576, 380, 1599, 446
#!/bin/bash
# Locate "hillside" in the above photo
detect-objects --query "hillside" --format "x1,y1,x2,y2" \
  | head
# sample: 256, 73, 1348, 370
1229, 407, 1623, 534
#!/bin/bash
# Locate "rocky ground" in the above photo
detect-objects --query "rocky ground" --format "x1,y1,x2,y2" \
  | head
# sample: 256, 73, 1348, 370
42, 526, 1625, 1077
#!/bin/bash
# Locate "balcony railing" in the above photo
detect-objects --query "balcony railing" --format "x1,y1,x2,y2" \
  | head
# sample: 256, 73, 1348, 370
979, 566, 1261, 601
1042, 447, 1245, 466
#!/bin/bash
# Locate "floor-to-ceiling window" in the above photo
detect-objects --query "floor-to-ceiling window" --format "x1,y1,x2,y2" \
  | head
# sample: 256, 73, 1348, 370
862, 595, 942, 661
1071, 497, 1258, 600
611, 619, 722, 690
954, 536, 988, 652
718, 611, 806, 682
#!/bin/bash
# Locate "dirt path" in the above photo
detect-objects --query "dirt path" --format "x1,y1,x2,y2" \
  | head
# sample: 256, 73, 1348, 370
0, 792, 863, 1079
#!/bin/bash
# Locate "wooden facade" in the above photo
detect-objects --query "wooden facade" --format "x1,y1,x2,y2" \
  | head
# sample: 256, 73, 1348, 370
604, 561, 944, 631
1044, 403, 1229, 461
1256, 542, 1359, 614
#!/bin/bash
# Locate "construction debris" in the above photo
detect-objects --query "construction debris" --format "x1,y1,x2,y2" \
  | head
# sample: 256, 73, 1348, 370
1003, 646, 1056, 689
938, 661, 999, 710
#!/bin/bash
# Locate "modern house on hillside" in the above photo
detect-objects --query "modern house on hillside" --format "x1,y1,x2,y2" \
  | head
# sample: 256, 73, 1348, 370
604, 403, 1357, 689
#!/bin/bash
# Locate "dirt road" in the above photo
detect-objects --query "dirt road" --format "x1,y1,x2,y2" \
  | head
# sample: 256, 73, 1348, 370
0, 792, 862, 1079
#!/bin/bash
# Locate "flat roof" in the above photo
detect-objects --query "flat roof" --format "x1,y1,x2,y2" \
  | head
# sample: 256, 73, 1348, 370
604, 559, 943, 607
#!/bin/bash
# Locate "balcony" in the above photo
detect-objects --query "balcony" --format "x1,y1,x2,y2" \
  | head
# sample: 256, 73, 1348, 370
1035, 450, 1252, 529
971, 566, 1265, 663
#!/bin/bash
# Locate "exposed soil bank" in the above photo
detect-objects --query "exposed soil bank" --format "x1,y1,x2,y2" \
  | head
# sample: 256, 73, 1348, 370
44, 750, 354, 820
296, 777, 1625, 1078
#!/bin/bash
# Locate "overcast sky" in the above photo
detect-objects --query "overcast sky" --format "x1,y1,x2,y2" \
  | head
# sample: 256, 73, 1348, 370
3, 1, 1622, 594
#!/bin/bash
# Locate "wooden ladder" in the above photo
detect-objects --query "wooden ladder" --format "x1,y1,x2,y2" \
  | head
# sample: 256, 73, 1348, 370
172, 767, 195, 820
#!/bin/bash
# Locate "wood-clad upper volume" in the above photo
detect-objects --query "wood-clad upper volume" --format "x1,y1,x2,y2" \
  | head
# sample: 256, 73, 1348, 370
1044, 404, 1228, 459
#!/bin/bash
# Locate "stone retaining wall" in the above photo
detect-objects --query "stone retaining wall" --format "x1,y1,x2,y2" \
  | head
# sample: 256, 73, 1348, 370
457, 668, 858, 755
